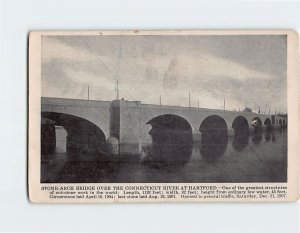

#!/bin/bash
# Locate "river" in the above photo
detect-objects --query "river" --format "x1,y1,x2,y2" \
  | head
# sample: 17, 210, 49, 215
41, 129, 287, 183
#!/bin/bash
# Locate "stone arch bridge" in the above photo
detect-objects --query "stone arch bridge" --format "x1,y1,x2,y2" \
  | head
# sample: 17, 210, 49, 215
41, 97, 284, 155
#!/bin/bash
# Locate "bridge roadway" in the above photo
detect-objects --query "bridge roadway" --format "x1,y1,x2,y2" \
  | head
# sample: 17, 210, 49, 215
41, 97, 284, 155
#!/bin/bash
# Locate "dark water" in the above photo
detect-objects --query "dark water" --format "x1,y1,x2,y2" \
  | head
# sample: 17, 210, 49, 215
41, 129, 287, 183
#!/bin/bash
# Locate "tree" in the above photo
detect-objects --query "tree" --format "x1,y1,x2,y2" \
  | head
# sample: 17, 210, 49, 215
244, 107, 252, 112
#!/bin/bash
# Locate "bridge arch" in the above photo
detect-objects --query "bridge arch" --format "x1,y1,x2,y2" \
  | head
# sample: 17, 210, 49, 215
41, 112, 107, 155
144, 114, 193, 167
199, 115, 228, 162
252, 117, 262, 129
251, 117, 263, 144
264, 118, 271, 126
232, 116, 249, 134
200, 115, 228, 133
264, 118, 272, 131
232, 116, 250, 151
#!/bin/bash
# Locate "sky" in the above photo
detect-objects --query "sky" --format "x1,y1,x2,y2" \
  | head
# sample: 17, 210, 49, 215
41, 35, 287, 113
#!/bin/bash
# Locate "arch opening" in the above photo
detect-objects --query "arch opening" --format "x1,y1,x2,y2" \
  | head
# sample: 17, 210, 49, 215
144, 114, 193, 167
264, 118, 273, 141
41, 112, 107, 157
199, 115, 228, 162
264, 118, 272, 130
41, 117, 56, 155
251, 117, 263, 144
232, 116, 249, 151
251, 117, 262, 129
55, 126, 67, 153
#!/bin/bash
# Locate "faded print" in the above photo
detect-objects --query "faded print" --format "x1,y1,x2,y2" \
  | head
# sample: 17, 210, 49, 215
40, 34, 287, 183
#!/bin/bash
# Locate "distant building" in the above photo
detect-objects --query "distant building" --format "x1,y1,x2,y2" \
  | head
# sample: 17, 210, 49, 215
271, 114, 287, 127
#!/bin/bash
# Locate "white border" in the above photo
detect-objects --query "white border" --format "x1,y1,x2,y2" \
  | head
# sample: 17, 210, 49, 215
1, 0, 300, 232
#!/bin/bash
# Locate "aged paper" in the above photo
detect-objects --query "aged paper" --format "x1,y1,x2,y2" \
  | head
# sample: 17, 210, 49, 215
28, 30, 299, 203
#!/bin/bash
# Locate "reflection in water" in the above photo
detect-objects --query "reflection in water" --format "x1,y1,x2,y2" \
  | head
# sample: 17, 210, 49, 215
232, 116, 250, 151
200, 131, 228, 162
265, 131, 271, 141
41, 128, 287, 183
233, 130, 249, 151
145, 115, 193, 168
265, 126, 273, 141
252, 128, 263, 144
272, 131, 276, 142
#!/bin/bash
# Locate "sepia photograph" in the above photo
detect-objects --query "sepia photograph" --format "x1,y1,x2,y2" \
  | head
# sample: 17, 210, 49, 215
39, 32, 288, 184
2, 0, 300, 231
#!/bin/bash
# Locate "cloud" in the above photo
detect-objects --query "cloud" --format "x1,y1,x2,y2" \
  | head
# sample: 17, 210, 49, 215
42, 37, 112, 74
41, 35, 286, 112
178, 53, 273, 82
